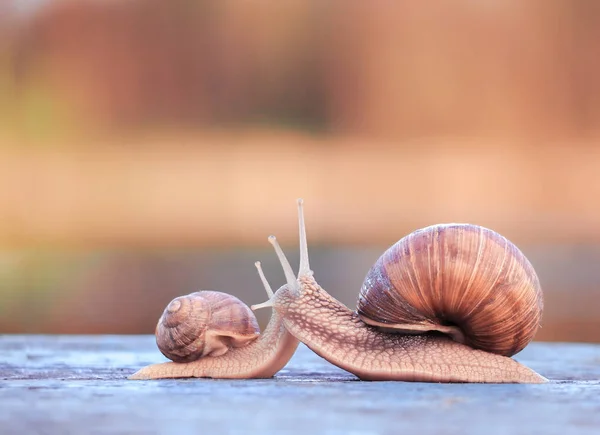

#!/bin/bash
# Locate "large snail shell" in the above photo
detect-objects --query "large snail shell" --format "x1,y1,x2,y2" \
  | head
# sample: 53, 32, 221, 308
357, 224, 543, 357
155, 291, 260, 363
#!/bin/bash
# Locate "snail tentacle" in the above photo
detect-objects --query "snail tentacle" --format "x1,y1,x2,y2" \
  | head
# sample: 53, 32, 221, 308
297, 198, 312, 278
255, 261, 274, 298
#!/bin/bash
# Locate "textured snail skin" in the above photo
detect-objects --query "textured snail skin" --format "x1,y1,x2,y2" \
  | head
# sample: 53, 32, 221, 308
273, 276, 547, 383
128, 290, 299, 380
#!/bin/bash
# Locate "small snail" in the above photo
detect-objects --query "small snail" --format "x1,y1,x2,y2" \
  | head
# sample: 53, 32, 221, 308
131, 199, 547, 383
129, 261, 300, 379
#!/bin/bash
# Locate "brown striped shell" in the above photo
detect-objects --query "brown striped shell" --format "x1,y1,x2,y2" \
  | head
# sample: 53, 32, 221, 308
155, 291, 260, 363
357, 224, 543, 357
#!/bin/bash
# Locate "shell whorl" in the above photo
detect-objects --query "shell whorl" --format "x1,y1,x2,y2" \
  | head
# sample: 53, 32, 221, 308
357, 223, 543, 357
155, 291, 260, 363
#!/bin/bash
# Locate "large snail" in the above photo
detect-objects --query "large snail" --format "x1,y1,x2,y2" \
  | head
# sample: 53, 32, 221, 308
130, 199, 546, 383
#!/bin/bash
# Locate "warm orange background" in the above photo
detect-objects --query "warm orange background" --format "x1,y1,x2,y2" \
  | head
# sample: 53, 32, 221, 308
1, 0, 599, 344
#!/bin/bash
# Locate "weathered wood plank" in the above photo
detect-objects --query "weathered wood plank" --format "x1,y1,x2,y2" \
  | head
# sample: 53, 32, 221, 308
0, 335, 599, 435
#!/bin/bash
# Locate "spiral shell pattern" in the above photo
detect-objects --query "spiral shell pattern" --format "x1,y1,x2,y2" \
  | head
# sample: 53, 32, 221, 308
155, 291, 260, 363
357, 224, 543, 357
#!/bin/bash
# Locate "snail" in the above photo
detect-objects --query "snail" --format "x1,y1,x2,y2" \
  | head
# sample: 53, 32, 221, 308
131, 199, 547, 383
128, 261, 300, 379
251, 200, 546, 383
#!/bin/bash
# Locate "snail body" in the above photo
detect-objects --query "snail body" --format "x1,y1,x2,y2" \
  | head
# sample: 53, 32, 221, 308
253, 200, 547, 383
129, 264, 300, 380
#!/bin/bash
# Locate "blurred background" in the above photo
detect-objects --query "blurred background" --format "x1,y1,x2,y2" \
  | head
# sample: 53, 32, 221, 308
1, 0, 599, 345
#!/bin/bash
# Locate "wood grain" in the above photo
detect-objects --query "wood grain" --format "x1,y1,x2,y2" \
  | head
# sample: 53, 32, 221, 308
0, 335, 599, 435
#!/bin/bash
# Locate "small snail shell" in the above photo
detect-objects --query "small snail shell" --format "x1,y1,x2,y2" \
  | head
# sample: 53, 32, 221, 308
155, 291, 260, 363
357, 224, 543, 357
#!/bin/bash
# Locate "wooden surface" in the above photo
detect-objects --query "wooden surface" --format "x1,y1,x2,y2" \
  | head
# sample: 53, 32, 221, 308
1, 335, 599, 435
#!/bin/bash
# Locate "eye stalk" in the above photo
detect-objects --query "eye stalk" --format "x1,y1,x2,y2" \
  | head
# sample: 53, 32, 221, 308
251, 198, 311, 311
297, 198, 312, 278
